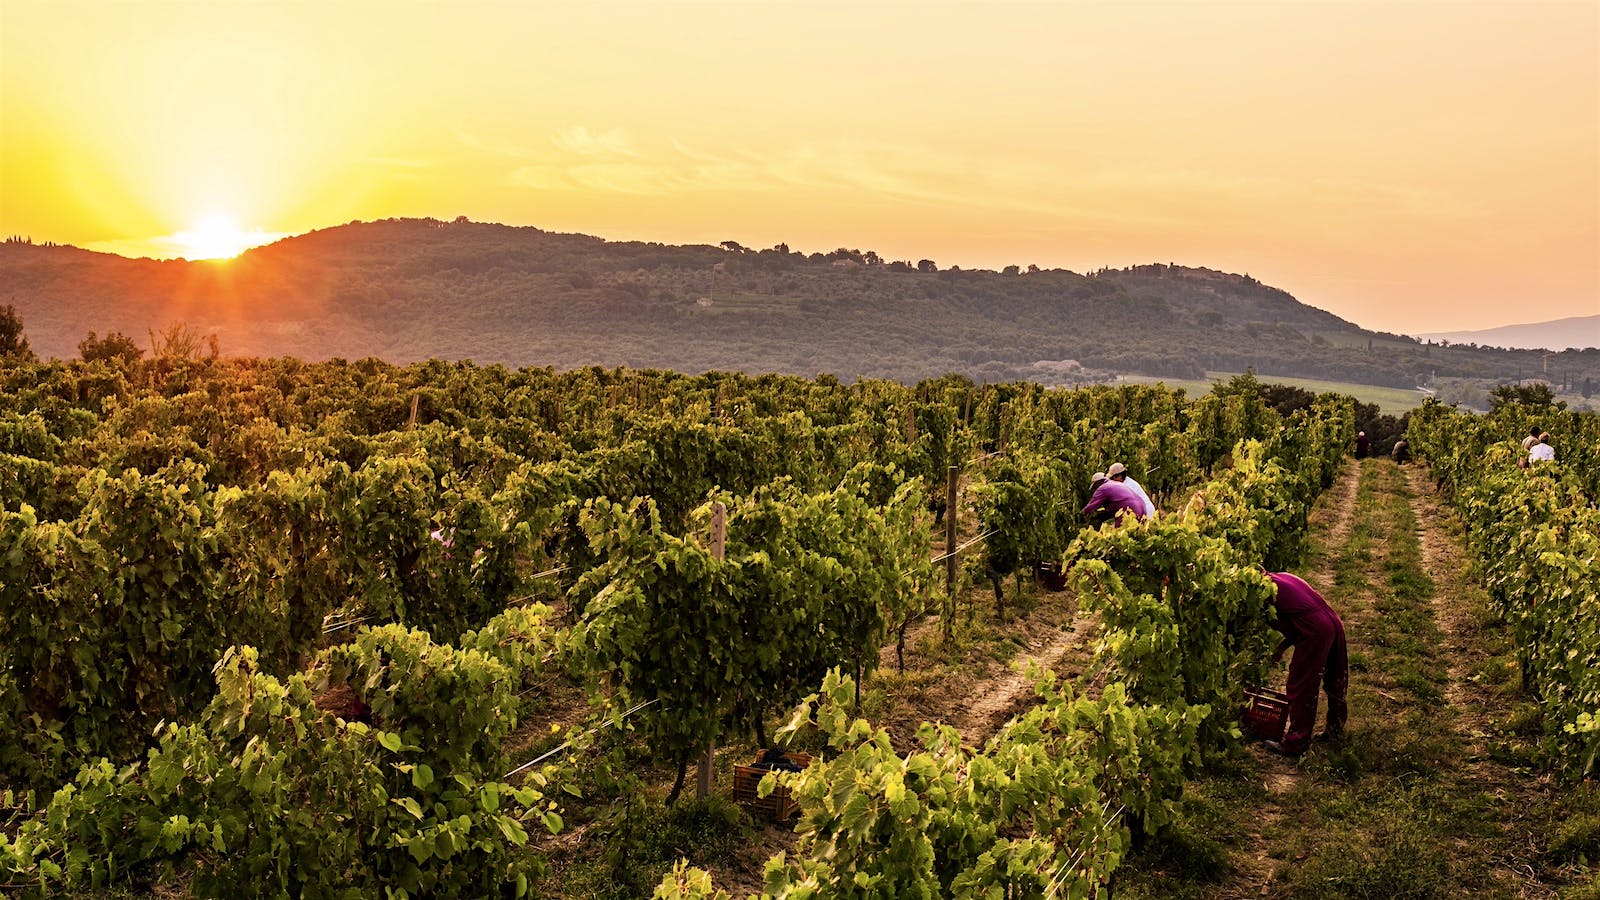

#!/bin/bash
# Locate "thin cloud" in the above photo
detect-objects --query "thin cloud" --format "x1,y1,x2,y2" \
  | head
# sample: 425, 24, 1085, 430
457, 131, 536, 159
498, 132, 1247, 228
566, 162, 689, 195
362, 157, 430, 182
554, 126, 640, 158
1078, 168, 1472, 220
507, 165, 569, 191
363, 156, 429, 169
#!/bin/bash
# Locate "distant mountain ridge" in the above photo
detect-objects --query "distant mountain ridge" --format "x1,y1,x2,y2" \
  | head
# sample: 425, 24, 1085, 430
1416, 316, 1600, 352
2, 218, 1596, 391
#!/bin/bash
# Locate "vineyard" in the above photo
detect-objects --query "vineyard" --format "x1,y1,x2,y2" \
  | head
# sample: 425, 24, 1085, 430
1, 354, 1594, 897
1407, 398, 1600, 772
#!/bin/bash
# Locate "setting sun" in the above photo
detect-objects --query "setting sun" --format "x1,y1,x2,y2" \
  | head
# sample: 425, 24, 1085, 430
171, 214, 271, 260
0, 1, 1595, 331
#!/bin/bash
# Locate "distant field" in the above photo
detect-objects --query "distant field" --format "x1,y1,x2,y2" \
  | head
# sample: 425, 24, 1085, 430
1123, 371, 1429, 416
1308, 329, 1420, 353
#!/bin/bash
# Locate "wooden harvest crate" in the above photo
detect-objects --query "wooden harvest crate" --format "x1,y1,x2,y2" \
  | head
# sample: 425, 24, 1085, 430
1242, 688, 1290, 742
1035, 562, 1069, 592
732, 751, 813, 821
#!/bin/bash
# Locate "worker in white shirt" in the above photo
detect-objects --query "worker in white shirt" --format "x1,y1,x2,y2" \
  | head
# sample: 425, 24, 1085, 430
1106, 462, 1157, 517
1529, 433, 1555, 464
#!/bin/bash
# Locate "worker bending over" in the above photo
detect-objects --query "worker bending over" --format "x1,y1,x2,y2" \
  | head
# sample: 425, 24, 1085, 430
1082, 471, 1148, 527
1265, 570, 1348, 755
1106, 462, 1156, 518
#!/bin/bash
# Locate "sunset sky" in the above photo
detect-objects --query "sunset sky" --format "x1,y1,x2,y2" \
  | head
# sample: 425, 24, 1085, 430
1, 1, 1595, 335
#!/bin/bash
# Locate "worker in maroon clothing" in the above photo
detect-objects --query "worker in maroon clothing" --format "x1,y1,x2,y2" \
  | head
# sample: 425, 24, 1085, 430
1265, 571, 1348, 755
1082, 472, 1148, 527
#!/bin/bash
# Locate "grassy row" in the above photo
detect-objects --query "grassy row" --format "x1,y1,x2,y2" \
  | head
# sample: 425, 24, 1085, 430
1117, 460, 1600, 898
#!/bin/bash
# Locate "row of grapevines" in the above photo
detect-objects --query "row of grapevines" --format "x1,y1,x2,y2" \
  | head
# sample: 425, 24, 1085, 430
0, 406, 922, 788
0, 452, 535, 788
1069, 397, 1351, 751
960, 376, 1299, 614
2, 358, 1215, 789
1, 606, 565, 898
0, 355, 1336, 895
2, 359, 1262, 500
754, 669, 1201, 898
1407, 399, 1600, 771
659, 396, 1353, 897
567, 465, 935, 800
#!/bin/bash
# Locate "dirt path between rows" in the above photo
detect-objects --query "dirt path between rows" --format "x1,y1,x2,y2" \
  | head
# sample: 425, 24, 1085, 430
1309, 457, 1362, 587
949, 600, 1100, 743
1405, 465, 1494, 743
1222, 460, 1571, 899
1227, 458, 1363, 897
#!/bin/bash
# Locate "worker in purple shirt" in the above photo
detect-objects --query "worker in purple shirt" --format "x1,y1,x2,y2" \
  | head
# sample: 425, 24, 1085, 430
1106, 462, 1156, 517
1082, 471, 1148, 527
1265, 571, 1348, 755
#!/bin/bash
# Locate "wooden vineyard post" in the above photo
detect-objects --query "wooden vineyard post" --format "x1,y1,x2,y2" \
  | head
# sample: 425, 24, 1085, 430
941, 465, 961, 640
945, 465, 959, 595
407, 393, 419, 428
697, 501, 728, 801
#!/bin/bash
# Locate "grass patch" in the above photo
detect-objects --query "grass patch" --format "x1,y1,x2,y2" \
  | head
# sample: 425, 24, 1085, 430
1550, 814, 1600, 864
1284, 820, 1450, 898
1506, 702, 1546, 737
1142, 820, 1230, 883
1110, 765, 1268, 899
1469, 653, 1520, 692
1561, 877, 1600, 900
558, 797, 749, 899
1392, 665, 1445, 704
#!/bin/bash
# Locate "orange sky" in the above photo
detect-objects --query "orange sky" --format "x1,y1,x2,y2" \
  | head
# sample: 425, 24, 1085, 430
2, 1, 1596, 335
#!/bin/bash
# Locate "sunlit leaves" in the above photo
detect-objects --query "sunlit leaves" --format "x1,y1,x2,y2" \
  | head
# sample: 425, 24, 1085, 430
1410, 399, 1600, 772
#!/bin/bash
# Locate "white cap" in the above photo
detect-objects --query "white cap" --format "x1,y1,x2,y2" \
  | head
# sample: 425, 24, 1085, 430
1106, 462, 1128, 477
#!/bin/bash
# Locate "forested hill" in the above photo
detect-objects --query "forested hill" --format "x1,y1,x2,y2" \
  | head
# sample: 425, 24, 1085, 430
3, 218, 1595, 389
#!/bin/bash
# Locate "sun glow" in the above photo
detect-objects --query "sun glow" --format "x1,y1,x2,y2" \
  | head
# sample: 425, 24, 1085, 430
171, 214, 273, 260
2, 3, 1595, 331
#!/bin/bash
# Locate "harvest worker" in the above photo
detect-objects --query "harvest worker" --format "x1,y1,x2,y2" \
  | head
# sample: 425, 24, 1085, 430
1529, 433, 1555, 464
1391, 438, 1411, 464
1518, 425, 1543, 469
1264, 570, 1347, 756
1082, 471, 1147, 527
1521, 425, 1543, 452
1106, 462, 1157, 518
1354, 431, 1370, 459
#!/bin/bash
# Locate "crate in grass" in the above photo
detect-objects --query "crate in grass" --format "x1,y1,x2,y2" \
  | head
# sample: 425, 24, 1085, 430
733, 750, 814, 821
1242, 688, 1290, 742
